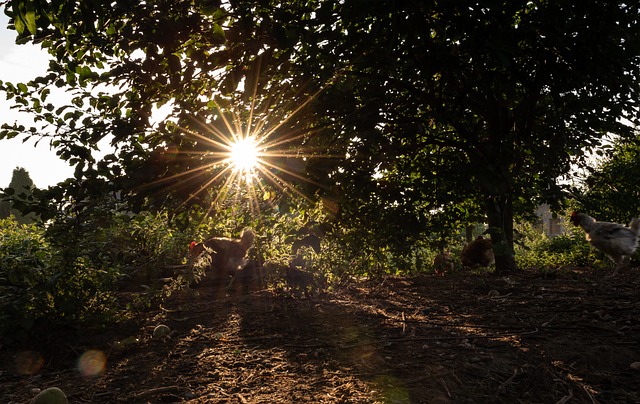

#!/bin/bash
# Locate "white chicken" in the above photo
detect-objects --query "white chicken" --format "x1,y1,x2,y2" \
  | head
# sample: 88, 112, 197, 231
570, 212, 640, 276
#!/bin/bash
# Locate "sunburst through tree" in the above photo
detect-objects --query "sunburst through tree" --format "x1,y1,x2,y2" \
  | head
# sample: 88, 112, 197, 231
137, 77, 340, 219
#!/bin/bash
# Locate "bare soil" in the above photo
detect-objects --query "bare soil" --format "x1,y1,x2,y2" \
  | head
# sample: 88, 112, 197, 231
2, 267, 640, 403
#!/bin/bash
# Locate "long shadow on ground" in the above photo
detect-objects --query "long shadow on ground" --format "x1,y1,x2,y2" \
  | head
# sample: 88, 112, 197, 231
1, 268, 639, 403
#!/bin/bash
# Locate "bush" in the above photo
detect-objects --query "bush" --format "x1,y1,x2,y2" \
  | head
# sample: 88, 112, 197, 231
0, 218, 52, 338
0, 217, 120, 342
515, 221, 602, 269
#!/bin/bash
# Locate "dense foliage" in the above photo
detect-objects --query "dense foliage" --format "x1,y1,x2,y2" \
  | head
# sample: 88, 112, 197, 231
514, 221, 601, 270
572, 139, 640, 223
0, 217, 119, 341
0, 167, 36, 223
2, 1, 640, 277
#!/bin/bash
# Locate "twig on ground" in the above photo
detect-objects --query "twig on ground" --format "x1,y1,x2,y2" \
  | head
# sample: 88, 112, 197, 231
542, 314, 559, 327
437, 377, 452, 397
132, 386, 186, 400
237, 393, 249, 403
497, 367, 519, 395
582, 385, 598, 404
555, 390, 573, 404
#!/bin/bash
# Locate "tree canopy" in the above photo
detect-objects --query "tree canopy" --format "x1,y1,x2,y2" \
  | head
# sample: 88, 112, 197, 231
0, 166, 36, 224
2, 0, 640, 273
573, 138, 640, 222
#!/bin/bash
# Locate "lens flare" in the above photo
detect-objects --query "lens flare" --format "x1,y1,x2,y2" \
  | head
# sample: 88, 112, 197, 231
77, 349, 107, 377
14, 351, 44, 375
135, 69, 344, 219
229, 136, 259, 173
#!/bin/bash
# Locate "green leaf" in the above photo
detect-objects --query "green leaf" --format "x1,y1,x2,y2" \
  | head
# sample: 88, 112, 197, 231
24, 10, 37, 35
77, 66, 95, 82
14, 16, 25, 35
212, 23, 225, 42
40, 88, 50, 101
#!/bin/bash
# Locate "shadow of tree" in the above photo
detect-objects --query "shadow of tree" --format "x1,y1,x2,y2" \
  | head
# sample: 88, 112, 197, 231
2, 268, 639, 403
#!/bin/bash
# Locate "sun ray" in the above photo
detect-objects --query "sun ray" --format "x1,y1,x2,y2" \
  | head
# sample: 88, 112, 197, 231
256, 158, 326, 189
256, 164, 317, 204
135, 159, 223, 192
254, 85, 325, 145
245, 55, 262, 140
177, 164, 235, 211
173, 123, 234, 152
255, 127, 329, 151
136, 71, 347, 220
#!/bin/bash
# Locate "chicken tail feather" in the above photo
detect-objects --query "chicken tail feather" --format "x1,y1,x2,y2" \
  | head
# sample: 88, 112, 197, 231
629, 217, 640, 234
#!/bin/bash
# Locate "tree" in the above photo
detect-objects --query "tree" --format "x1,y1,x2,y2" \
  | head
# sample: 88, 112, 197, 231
2, 1, 640, 274
0, 0, 332, 212
573, 138, 640, 222
0, 196, 9, 219
288, 1, 640, 272
1, 167, 36, 224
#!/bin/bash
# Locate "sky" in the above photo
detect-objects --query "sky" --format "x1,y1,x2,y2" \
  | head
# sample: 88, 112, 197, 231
0, 13, 74, 189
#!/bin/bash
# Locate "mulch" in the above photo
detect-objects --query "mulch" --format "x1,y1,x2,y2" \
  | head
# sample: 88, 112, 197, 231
2, 266, 639, 403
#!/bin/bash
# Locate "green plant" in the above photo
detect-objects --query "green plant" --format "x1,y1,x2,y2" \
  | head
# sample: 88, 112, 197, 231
515, 220, 601, 269
0, 217, 119, 341
0, 218, 52, 338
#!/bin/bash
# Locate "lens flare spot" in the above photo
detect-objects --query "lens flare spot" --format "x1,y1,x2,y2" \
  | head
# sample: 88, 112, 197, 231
229, 136, 259, 172
77, 350, 106, 377
373, 374, 410, 403
14, 351, 44, 375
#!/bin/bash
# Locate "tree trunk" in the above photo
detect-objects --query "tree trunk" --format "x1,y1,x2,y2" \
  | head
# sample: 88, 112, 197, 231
484, 195, 517, 274
465, 225, 474, 242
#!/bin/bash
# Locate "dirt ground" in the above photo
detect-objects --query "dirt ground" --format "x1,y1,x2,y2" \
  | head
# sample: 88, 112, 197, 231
2, 266, 640, 403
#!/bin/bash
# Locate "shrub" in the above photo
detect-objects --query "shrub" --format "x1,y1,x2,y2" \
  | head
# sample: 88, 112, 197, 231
0, 217, 121, 342
0, 218, 52, 338
515, 221, 602, 269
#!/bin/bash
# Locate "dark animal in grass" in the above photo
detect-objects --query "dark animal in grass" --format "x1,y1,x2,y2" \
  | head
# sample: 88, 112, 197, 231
461, 236, 495, 269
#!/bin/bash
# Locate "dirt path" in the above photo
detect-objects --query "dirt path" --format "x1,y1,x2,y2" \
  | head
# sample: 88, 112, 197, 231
2, 267, 640, 403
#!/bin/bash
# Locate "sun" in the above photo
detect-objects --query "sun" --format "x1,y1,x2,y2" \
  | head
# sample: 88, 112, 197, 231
137, 73, 342, 216
229, 136, 259, 173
